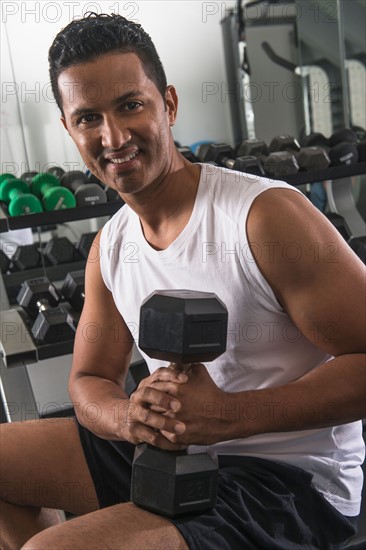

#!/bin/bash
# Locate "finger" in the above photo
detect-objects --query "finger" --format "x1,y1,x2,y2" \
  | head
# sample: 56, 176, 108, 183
130, 386, 181, 413
160, 425, 186, 443
149, 367, 188, 384
149, 381, 184, 398
132, 425, 187, 451
128, 404, 185, 434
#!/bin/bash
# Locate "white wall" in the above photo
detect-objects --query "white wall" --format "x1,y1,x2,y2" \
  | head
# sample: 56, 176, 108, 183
1, 0, 236, 176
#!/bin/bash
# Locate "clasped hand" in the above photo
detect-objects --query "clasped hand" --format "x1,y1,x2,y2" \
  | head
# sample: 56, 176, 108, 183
126, 363, 228, 450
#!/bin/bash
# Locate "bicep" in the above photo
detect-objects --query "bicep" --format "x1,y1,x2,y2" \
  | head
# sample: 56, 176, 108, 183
247, 189, 366, 357
70, 230, 134, 387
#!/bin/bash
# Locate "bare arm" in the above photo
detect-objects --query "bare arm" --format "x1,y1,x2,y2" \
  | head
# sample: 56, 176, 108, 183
160, 189, 366, 445
69, 231, 187, 448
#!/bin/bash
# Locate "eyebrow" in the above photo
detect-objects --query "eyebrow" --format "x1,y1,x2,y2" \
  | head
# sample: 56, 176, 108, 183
70, 89, 143, 118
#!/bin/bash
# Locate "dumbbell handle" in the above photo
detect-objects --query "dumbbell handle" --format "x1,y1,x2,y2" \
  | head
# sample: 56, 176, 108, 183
36, 299, 58, 312
169, 362, 192, 374
70, 180, 87, 193
225, 158, 235, 170
8, 188, 28, 201
40, 183, 55, 195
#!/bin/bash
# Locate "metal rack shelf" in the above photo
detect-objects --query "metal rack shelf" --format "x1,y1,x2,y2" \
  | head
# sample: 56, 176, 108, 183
0, 199, 124, 233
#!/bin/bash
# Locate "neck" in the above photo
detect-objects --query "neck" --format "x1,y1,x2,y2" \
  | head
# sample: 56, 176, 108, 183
121, 158, 201, 250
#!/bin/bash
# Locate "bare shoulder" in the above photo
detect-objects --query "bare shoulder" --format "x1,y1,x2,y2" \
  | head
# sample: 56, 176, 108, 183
247, 188, 366, 355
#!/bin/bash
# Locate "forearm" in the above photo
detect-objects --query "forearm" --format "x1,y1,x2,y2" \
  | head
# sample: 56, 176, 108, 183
222, 353, 366, 440
70, 374, 131, 440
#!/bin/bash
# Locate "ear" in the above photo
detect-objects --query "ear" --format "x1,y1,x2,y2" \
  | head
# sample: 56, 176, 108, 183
165, 85, 178, 127
60, 116, 69, 133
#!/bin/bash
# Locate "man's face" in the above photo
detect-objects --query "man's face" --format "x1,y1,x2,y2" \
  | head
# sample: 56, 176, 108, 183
59, 52, 177, 195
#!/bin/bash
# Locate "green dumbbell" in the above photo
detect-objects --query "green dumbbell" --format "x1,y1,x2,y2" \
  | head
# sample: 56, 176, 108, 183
0, 178, 43, 216
0, 173, 17, 185
31, 173, 76, 211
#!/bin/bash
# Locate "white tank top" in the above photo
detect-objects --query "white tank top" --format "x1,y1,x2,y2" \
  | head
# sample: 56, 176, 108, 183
100, 164, 364, 516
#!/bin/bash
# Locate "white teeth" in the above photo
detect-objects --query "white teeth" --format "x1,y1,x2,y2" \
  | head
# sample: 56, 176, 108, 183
109, 151, 139, 164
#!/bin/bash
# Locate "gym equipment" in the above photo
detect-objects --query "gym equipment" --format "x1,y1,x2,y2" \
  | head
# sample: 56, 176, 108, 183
0, 173, 16, 185
325, 212, 352, 242
349, 237, 366, 264
11, 244, 42, 271
87, 174, 121, 202
269, 135, 301, 153
30, 173, 76, 211
263, 151, 299, 178
0, 178, 43, 216
60, 171, 107, 206
131, 289, 228, 517
17, 277, 76, 344
235, 139, 269, 162
300, 128, 359, 167
61, 270, 85, 311
300, 132, 329, 149
43, 237, 83, 266
296, 147, 330, 171
235, 137, 299, 178
200, 143, 265, 176
324, 213, 366, 265
0, 249, 10, 274
178, 146, 199, 163
47, 166, 66, 179
78, 232, 98, 259
329, 128, 358, 147
20, 171, 39, 184
328, 142, 359, 167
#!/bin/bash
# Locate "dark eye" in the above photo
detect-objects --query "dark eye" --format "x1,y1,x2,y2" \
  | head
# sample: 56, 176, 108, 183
79, 113, 97, 124
124, 102, 141, 111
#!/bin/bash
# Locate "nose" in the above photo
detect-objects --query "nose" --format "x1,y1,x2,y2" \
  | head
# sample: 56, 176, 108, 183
101, 116, 131, 149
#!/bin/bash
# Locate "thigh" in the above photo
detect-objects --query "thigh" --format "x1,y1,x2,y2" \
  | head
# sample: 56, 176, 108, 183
22, 502, 188, 550
0, 417, 98, 515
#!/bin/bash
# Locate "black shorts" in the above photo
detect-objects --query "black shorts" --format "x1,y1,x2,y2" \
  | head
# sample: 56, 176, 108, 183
76, 418, 358, 550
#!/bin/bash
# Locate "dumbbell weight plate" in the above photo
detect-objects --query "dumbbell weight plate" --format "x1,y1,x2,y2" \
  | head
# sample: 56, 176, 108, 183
31, 306, 76, 344
12, 244, 42, 271
296, 147, 330, 171
0, 173, 16, 185
328, 143, 359, 166
269, 135, 301, 153
43, 237, 83, 265
31, 173, 76, 211
47, 166, 66, 179
263, 152, 299, 179
21, 171, 39, 184
0, 249, 10, 274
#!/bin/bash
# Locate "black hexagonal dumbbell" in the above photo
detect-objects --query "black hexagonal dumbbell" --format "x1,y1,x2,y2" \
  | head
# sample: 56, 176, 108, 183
61, 270, 85, 311
11, 244, 42, 271
235, 137, 300, 178
0, 249, 10, 274
131, 289, 228, 517
199, 142, 265, 177
60, 170, 107, 206
43, 237, 83, 266
301, 128, 360, 167
17, 277, 76, 344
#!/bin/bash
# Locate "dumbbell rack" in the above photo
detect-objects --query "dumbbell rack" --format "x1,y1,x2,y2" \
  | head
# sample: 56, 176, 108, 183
0, 198, 125, 422
0, 198, 124, 233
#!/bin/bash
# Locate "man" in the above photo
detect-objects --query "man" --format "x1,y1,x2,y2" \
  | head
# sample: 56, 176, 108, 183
1, 13, 365, 550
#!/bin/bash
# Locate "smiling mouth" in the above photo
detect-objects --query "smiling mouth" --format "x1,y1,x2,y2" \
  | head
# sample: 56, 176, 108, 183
108, 150, 140, 164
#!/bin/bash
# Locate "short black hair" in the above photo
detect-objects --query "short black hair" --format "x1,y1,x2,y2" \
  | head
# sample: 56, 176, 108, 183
48, 12, 168, 114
